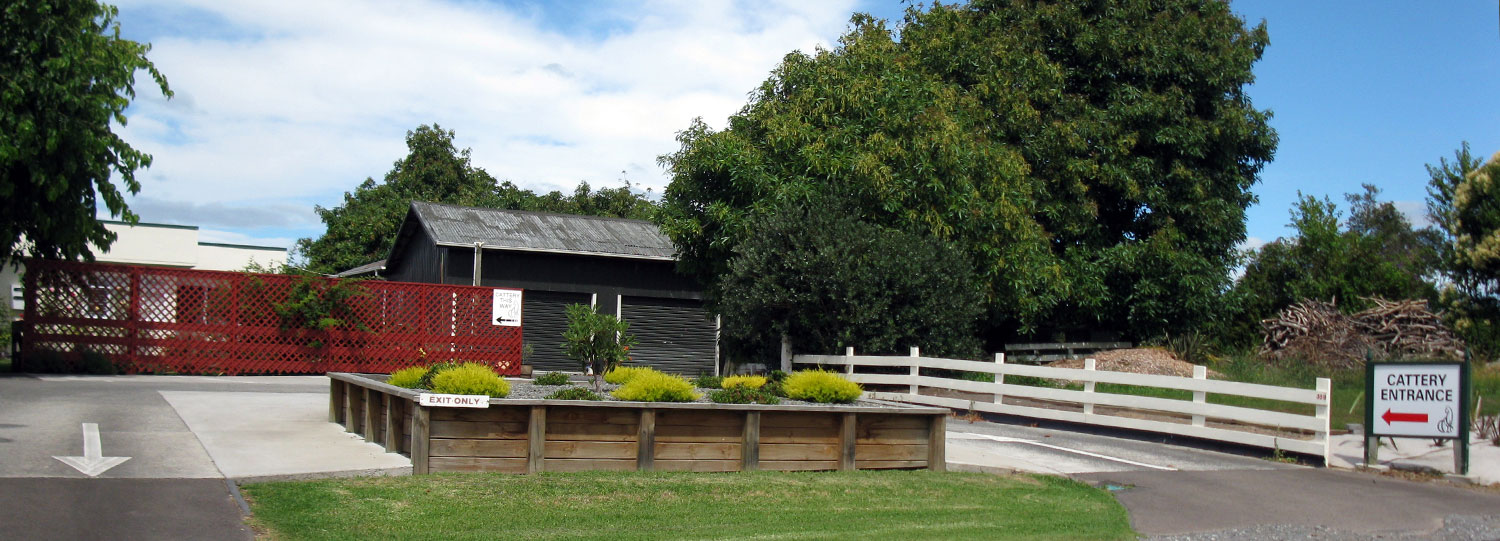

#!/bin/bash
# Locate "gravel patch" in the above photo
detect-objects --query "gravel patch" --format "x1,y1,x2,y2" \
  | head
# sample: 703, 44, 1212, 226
1144, 514, 1500, 541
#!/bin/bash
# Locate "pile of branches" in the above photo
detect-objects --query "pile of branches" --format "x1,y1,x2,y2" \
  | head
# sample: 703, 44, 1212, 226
1260, 297, 1465, 368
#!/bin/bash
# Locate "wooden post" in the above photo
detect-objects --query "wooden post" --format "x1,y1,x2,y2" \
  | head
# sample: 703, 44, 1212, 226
1192, 365, 1207, 427
329, 379, 344, 424
839, 413, 857, 471
845, 347, 855, 376
637, 409, 656, 471
344, 383, 359, 433
742, 411, 760, 472
909, 347, 920, 396
780, 334, 793, 373
383, 395, 401, 452
527, 406, 546, 474
1082, 358, 1096, 416
993, 353, 1005, 405
1316, 377, 1331, 466
411, 405, 430, 474
928, 414, 946, 472
363, 388, 379, 442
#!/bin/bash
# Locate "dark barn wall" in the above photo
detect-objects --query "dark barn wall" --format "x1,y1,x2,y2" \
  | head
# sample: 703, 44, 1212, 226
440, 247, 717, 375
383, 228, 445, 284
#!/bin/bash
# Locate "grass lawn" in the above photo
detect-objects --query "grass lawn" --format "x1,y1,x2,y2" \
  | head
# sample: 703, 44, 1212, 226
241, 470, 1134, 541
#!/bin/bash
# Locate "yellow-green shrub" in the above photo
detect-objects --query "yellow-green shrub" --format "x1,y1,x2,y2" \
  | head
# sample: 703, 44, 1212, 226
604, 365, 661, 385
430, 363, 511, 398
784, 370, 862, 403
387, 365, 430, 389
611, 371, 700, 402
721, 375, 767, 390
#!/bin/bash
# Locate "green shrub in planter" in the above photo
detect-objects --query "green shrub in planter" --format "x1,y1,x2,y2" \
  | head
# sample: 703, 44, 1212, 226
768, 370, 789, 383
545, 386, 603, 401
611, 371, 700, 402
721, 375, 766, 390
783, 370, 862, 403
533, 372, 571, 386
387, 365, 430, 389
417, 361, 461, 389
762, 381, 786, 397
691, 375, 723, 389
710, 386, 780, 405
604, 365, 660, 385
430, 363, 511, 398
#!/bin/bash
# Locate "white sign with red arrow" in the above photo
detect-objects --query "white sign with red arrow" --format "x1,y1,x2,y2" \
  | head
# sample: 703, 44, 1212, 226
1371, 364, 1461, 438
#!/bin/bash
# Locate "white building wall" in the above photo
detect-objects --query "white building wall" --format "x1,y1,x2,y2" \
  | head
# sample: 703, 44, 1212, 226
195, 242, 287, 271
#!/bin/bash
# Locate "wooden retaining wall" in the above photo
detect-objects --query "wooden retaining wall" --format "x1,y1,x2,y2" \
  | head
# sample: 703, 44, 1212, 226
328, 373, 948, 474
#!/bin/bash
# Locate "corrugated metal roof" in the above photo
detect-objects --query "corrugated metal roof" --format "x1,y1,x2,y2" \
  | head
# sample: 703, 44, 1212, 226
411, 201, 676, 260
335, 259, 386, 278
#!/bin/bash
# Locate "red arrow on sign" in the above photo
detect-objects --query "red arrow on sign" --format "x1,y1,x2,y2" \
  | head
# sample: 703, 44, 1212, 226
1381, 409, 1428, 424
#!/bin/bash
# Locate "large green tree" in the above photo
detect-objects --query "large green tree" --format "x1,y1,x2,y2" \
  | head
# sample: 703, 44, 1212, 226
297, 125, 660, 275
716, 201, 983, 359
1, 0, 170, 267
656, 0, 1275, 344
1427, 143, 1500, 358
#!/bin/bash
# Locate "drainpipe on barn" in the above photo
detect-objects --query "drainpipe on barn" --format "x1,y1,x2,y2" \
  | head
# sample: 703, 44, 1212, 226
472, 242, 482, 286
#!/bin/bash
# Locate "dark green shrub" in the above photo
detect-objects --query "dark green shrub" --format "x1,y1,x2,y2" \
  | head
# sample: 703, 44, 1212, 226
387, 365, 429, 389
418, 361, 461, 389
784, 370, 862, 403
545, 387, 603, 401
710, 386, 780, 405
691, 375, 723, 389
762, 381, 786, 397
767, 370, 788, 383
533, 372, 571, 386
80, 350, 117, 375
611, 371, 700, 402
429, 363, 510, 398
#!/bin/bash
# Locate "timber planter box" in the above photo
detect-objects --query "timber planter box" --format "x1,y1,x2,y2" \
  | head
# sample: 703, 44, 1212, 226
328, 372, 948, 474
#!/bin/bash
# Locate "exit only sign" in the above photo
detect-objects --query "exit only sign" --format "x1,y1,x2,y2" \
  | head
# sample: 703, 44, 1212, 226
1368, 362, 1464, 439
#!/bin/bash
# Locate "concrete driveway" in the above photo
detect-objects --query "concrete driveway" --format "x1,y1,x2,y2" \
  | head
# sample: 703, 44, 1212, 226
0, 374, 410, 540
947, 417, 1500, 539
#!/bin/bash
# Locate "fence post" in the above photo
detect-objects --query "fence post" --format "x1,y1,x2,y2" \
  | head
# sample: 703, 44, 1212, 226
909, 347, 920, 396
1083, 358, 1096, 416
994, 353, 1005, 405
1192, 365, 1207, 427
845, 346, 855, 376
780, 334, 792, 373
1316, 377, 1331, 465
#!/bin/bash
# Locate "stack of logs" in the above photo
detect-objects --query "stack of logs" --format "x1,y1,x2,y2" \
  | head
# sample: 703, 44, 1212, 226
1260, 297, 1465, 368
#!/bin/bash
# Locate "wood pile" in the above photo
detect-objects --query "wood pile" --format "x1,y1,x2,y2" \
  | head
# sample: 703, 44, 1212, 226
1260, 297, 1464, 367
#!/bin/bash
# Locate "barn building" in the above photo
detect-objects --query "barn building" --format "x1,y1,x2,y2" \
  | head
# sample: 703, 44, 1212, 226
364, 201, 718, 376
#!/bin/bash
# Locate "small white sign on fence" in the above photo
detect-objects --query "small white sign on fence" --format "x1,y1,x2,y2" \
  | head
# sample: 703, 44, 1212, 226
418, 393, 491, 408
492, 289, 522, 326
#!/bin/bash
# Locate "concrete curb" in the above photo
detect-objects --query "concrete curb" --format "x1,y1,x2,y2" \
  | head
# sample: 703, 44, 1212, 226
231, 466, 412, 485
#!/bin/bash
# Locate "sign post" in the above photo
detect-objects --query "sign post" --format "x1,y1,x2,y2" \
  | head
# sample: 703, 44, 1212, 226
1364, 358, 1470, 474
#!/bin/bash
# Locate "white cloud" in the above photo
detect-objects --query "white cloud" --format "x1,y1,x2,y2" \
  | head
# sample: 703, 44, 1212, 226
1238, 236, 1268, 253
1391, 200, 1433, 229
110, 0, 861, 239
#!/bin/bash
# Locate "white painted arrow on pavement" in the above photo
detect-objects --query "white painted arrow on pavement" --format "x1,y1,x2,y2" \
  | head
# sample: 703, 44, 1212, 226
54, 423, 131, 477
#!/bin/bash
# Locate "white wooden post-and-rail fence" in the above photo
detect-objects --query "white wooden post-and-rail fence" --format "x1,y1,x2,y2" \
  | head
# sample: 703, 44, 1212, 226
793, 348, 1332, 463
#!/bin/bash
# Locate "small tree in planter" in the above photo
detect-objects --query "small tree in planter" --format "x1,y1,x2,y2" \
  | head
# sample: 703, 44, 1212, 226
561, 304, 638, 392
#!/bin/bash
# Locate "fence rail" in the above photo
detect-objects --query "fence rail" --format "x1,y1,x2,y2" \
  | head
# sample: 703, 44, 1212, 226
20, 259, 523, 375
794, 348, 1331, 461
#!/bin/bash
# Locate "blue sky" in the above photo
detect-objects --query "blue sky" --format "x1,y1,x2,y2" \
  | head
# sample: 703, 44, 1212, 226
106, 0, 1499, 258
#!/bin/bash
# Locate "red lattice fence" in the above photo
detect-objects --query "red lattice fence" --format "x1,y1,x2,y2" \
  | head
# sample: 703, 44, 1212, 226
19, 259, 522, 375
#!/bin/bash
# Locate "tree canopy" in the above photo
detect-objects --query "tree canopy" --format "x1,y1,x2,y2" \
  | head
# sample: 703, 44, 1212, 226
296, 124, 659, 275
1, 0, 171, 268
656, 0, 1275, 344
1221, 186, 1441, 347
1427, 143, 1500, 358
715, 201, 983, 359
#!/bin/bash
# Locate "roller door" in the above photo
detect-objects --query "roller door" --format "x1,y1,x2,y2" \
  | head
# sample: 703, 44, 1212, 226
522, 291, 592, 373
620, 296, 717, 375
